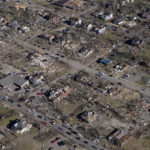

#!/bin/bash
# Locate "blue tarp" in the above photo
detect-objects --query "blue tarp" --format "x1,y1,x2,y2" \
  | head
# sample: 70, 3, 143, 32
101, 59, 111, 64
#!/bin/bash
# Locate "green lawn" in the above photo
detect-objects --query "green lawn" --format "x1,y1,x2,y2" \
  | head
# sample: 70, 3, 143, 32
0, 104, 18, 126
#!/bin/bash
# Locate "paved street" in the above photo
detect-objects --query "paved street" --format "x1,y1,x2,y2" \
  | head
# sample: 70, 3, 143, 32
1, 4, 150, 149
0, 36, 147, 150
0, 93, 106, 150
11, 38, 150, 99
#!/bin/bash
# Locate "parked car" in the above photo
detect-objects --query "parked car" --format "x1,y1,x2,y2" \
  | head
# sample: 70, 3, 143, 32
122, 74, 130, 78
57, 141, 65, 146
37, 92, 43, 95
75, 136, 80, 140
6, 88, 12, 92
91, 145, 97, 149
58, 127, 63, 131
8, 99, 13, 103
71, 130, 77, 135
51, 139, 56, 144
117, 82, 122, 85
51, 137, 60, 144
17, 104, 21, 107
67, 73, 72, 78
41, 121, 46, 125
38, 115, 42, 118
83, 141, 88, 144
66, 132, 72, 135
41, 89, 46, 93
96, 72, 104, 77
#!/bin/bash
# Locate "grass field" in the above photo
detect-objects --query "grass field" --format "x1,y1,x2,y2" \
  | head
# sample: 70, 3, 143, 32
121, 136, 150, 150
15, 135, 42, 150
0, 103, 18, 126
14, 128, 43, 150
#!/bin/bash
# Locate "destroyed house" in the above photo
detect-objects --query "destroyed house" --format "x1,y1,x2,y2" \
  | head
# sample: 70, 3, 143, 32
38, 33, 55, 42
64, 0, 83, 9
125, 38, 143, 47
80, 110, 97, 123
53, 0, 68, 7
77, 48, 93, 58
74, 74, 95, 87
114, 63, 129, 72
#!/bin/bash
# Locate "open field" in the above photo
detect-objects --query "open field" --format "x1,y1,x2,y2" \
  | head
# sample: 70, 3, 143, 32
121, 136, 150, 150
0, 103, 18, 126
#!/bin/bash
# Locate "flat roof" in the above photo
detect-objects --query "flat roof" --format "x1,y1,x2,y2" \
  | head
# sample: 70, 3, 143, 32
0, 74, 27, 87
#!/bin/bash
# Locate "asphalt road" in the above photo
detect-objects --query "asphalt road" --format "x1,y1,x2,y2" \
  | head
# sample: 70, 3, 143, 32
2, 2, 150, 150
0, 94, 106, 150
6, 23, 150, 150
13, 38, 150, 97
58, 56, 150, 97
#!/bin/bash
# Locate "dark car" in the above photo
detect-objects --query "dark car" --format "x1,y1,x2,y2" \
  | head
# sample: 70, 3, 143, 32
15, 87, 21, 91
66, 132, 72, 135
83, 141, 88, 144
67, 127, 72, 130
133, 72, 137, 75
75, 136, 80, 140
25, 89, 30, 94
117, 82, 122, 85
38, 115, 42, 118
57, 141, 65, 146
8, 99, 13, 103
91, 145, 97, 149
30, 96, 35, 99
71, 130, 77, 135
17, 104, 21, 107
55, 137, 60, 141
19, 97, 25, 102
58, 127, 63, 131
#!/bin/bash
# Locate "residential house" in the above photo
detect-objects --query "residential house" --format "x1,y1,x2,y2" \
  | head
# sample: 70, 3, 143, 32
7, 119, 32, 134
